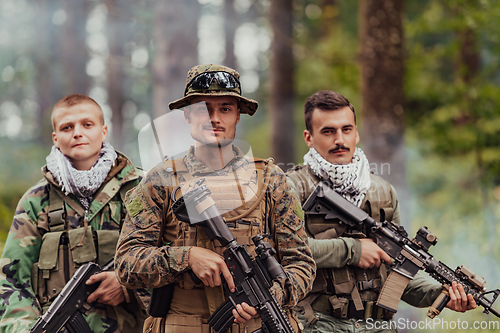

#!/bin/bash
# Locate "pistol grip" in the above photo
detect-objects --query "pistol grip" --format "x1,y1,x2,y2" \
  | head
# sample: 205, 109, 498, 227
427, 285, 450, 319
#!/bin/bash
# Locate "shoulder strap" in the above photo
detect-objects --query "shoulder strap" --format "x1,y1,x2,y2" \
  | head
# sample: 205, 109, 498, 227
158, 158, 187, 246
50, 185, 86, 222
48, 185, 66, 232
363, 175, 394, 222
224, 158, 271, 222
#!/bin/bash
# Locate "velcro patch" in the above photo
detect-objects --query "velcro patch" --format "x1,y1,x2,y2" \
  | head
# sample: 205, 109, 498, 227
127, 197, 144, 217
294, 201, 305, 221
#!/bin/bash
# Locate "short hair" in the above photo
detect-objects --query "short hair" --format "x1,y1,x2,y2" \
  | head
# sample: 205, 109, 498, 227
51, 94, 104, 129
304, 90, 356, 133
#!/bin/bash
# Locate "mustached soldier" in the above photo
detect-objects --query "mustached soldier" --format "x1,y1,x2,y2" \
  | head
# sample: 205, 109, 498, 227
115, 64, 316, 333
0, 94, 148, 333
287, 90, 476, 333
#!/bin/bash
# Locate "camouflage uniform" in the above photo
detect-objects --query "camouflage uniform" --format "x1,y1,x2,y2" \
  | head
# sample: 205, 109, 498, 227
115, 146, 316, 332
0, 152, 148, 333
286, 164, 442, 333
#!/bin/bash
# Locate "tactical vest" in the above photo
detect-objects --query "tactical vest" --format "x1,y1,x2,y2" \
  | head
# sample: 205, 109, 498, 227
32, 179, 137, 310
288, 165, 395, 323
148, 157, 302, 333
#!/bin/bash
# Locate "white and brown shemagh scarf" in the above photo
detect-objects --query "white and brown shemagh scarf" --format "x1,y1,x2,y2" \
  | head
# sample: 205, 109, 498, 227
304, 147, 371, 207
46, 142, 117, 210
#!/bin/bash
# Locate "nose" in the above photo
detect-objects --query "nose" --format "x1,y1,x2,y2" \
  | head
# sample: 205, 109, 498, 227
208, 109, 221, 124
333, 129, 345, 146
73, 124, 83, 138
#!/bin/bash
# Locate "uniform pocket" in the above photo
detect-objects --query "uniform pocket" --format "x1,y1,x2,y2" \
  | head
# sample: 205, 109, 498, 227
95, 229, 120, 266
68, 226, 97, 264
36, 231, 71, 306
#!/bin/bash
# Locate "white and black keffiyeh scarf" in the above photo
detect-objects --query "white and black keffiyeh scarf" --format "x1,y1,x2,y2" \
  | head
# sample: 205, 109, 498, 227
46, 143, 117, 209
304, 147, 371, 207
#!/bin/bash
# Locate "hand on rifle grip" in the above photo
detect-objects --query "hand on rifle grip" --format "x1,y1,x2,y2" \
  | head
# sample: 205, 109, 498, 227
427, 285, 450, 319
188, 246, 235, 292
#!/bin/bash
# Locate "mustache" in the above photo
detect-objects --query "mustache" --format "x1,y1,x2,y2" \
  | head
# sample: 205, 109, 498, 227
204, 126, 225, 131
329, 145, 350, 154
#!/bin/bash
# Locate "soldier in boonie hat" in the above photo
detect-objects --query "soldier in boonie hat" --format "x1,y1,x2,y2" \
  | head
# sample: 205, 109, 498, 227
169, 64, 259, 115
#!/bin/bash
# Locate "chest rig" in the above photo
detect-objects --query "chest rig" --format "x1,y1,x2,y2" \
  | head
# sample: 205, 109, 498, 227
33, 179, 134, 310
290, 168, 395, 323
159, 157, 274, 330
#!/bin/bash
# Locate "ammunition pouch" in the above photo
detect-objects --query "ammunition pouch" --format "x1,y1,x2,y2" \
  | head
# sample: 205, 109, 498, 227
34, 226, 119, 309
310, 295, 393, 320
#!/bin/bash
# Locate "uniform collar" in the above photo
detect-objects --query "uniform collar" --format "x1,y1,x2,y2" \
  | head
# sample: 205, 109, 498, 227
184, 145, 249, 175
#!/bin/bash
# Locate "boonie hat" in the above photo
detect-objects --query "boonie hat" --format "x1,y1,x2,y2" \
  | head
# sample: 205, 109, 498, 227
168, 64, 259, 115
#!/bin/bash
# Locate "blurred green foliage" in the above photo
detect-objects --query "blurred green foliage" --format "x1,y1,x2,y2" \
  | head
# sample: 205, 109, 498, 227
405, 0, 500, 186
0, 139, 48, 252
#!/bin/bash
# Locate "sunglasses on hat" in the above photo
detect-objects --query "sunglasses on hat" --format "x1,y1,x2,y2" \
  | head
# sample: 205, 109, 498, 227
184, 71, 241, 96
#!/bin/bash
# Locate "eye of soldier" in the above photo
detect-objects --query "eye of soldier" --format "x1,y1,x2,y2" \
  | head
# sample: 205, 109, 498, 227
193, 104, 208, 114
61, 124, 72, 131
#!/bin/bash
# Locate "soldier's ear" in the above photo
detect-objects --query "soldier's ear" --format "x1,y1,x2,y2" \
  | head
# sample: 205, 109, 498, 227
52, 132, 59, 147
184, 109, 191, 124
101, 125, 108, 142
304, 130, 314, 148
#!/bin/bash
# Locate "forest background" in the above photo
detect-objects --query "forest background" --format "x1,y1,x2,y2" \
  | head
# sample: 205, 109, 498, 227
0, 0, 499, 331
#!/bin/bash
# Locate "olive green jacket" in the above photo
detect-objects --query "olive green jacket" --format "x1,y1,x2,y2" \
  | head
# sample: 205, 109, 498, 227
0, 152, 148, 333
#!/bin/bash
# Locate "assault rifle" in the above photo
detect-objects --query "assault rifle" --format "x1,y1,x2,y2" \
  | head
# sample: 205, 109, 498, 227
170, 179, 295, 333
303, 182, 500, 318
29, 260, 114, 333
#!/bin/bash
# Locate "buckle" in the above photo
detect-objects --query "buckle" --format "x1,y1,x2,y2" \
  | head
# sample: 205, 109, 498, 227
357, 280, 373, 291
356, 279, 380, 291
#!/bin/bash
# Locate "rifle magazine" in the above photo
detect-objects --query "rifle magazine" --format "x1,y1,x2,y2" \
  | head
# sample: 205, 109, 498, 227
208, 298, 235, 333
66, 311, 92, 333
376, 271, 410, 313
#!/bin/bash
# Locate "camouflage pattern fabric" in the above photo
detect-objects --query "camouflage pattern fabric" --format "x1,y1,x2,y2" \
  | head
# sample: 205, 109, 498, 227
0, 152, 148, 333
287, 164, 442, 333
115, 146, 316, 313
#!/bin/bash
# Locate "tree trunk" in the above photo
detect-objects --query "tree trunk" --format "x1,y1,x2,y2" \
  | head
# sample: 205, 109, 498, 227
152, 0, 200, 119
60, 0, 91, 95
457, 28, 480, 84
269, 0, 295, 168
358, 0, 407, 223
33, 0, 55, 144
319, 0, 337, 39
224, 0, 238, 70
105, 0, 126, 151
